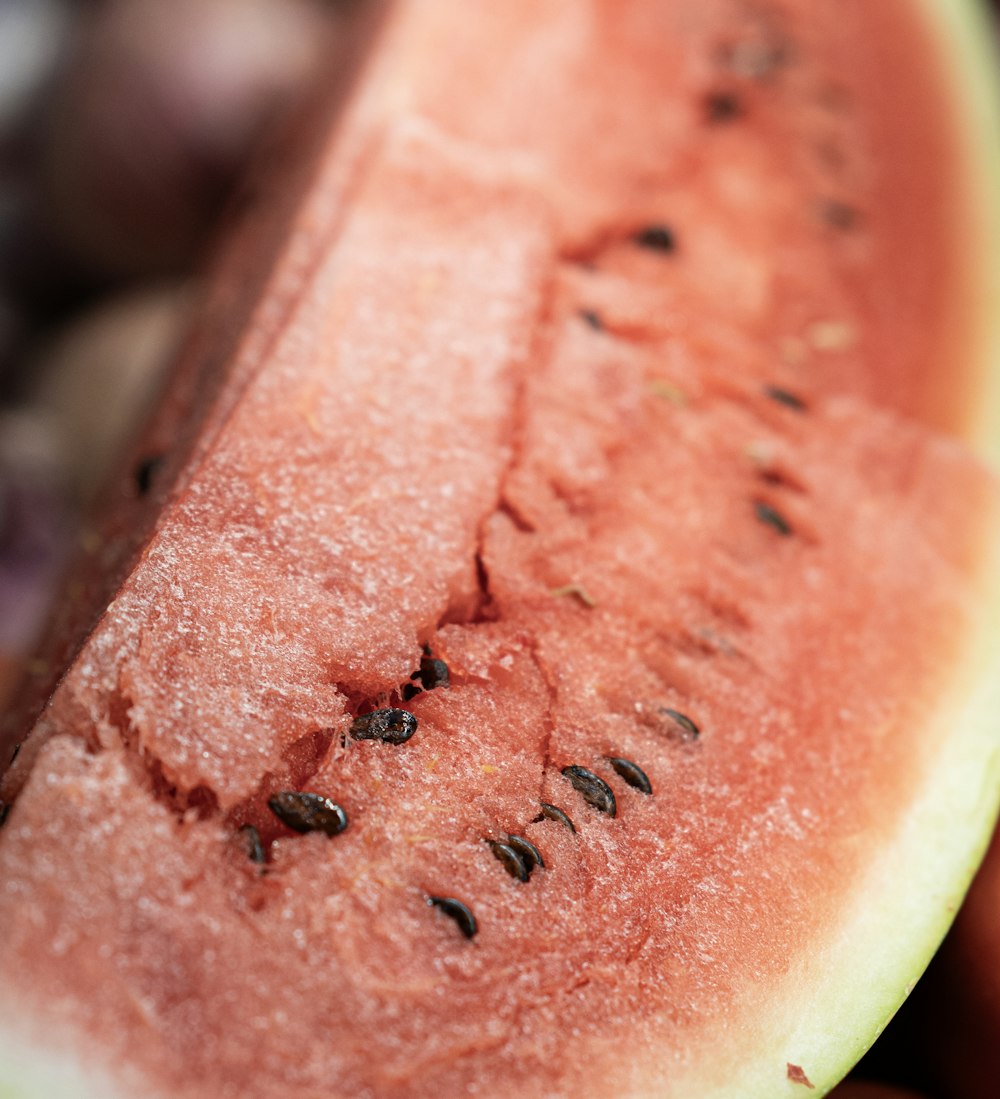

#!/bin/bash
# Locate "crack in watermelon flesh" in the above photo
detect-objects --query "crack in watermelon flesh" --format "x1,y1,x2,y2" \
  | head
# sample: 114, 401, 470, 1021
1, 1, 999, 1097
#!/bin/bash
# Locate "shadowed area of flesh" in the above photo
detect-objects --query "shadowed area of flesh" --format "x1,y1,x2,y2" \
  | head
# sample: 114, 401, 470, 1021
0, 1, 996, 1097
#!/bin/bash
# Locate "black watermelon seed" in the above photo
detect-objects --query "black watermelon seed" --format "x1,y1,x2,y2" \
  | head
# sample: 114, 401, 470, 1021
704, 89, 743, 122
350, 708, 418, 745
763, 385, 807, 411
533, 802, 576, 833
487, 840, 529, 882
754, 500, 793, 536
134, 454, 164, 496
239, 823, 266, 864
662, 708, 701, 740
427, 895, 478, 939
820, 200, 860, 230
268, 791, 348, 836
634, 225, 676, 253
579, 309, 604, 331
417, 656, 450, 691
507, 834, 544, 872
401, 683, 421, 702
606, 756, 653, 795
561, 766, 617, 818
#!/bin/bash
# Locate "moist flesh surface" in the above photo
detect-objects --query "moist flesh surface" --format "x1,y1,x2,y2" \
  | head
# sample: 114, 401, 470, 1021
1, 2, 998, 1097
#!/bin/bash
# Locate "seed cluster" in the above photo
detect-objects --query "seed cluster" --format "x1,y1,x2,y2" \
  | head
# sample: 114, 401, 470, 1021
429, 748, 659, 939
507, 834, 544, 873
239, 660, 449, 865
226, 644, 694, 943
487, 833, 545, 883
488, 840, 531, 882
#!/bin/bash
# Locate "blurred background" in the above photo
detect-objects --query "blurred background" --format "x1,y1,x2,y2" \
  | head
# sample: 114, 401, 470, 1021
0, 2, 996, 1098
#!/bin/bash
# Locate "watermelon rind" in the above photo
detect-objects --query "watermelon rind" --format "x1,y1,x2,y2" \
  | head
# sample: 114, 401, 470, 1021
0, 1048, 127, 1099
692, 534, 1000, 1098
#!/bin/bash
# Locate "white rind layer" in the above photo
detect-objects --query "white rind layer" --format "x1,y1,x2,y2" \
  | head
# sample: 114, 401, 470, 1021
0, 1035, 137, 1099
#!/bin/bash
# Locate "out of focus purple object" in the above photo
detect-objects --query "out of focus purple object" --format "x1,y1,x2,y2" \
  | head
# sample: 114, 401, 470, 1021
0, 412, 68, 656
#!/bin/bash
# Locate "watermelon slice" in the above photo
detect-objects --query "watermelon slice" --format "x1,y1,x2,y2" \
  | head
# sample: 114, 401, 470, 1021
1, 1, 1000, 1097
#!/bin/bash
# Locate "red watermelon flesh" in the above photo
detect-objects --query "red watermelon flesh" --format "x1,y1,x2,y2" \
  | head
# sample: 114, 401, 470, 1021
1, 0, 978, 758
1, 2, 1000, 1098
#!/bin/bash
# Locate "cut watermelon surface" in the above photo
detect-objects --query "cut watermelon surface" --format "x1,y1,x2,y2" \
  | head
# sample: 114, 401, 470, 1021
2, 2, 1000, 1098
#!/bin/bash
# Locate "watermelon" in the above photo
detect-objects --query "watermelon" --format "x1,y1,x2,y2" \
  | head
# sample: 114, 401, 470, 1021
1, 1, 1000, 1097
